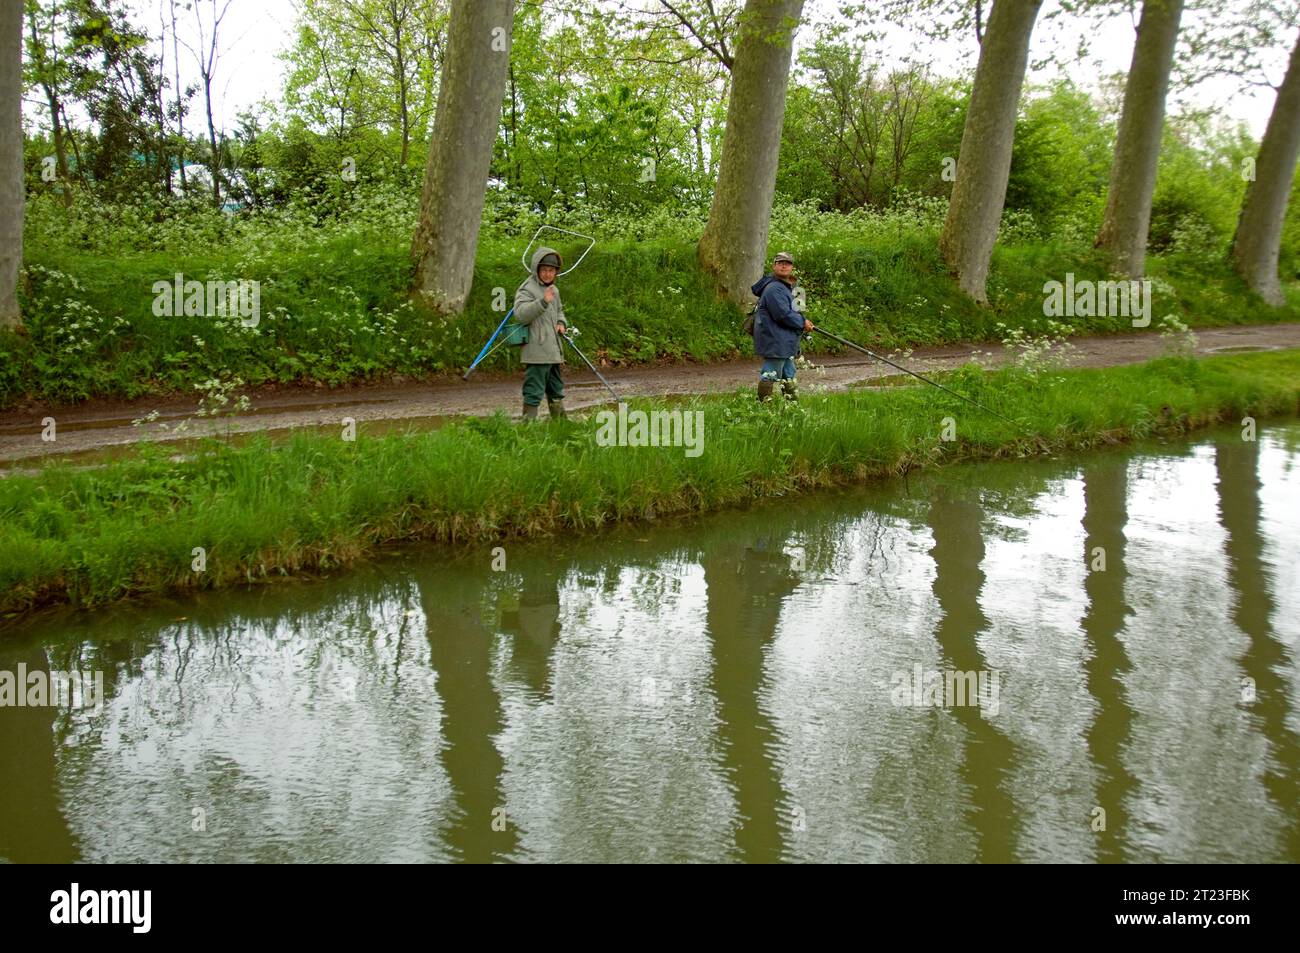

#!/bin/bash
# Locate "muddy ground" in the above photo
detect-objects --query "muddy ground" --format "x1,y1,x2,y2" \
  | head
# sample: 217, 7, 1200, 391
3, 322, 1298, 466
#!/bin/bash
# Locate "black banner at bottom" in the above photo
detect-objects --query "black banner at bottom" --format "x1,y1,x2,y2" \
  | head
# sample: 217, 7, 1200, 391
0, 863, 1290, 941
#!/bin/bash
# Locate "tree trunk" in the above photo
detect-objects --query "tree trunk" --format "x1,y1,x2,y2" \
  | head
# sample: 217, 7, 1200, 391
170, 0, 187, 191
411, 0, 514, 314
43, 84, 71, 206
64, 103, 85, 185
27, 9, 71, 206
1096, 0, 1183, 278
1, 0, 23, 330
204, 73, 220, 206
396, 23, 410, 166
697, 0, 805, 306
693, 115, 705, 183
1231, 28, 1300, 306
508, 65, 519, 188
939, 0, 1043, 303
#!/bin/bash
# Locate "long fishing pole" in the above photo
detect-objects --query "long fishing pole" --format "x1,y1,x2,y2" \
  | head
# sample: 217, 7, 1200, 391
463, 308, 515, 381
561, 331, 621, 404
811, 325, 1022, 429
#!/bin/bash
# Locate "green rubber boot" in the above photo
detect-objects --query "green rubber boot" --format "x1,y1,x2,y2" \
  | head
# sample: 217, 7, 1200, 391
781, 379, 798, 402
548, 399, 566, 419
522, 403, 540, 421
757, 378, 775, 402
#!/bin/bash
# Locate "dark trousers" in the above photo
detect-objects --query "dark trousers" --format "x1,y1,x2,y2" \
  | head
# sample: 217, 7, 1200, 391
523, 363, 564, 406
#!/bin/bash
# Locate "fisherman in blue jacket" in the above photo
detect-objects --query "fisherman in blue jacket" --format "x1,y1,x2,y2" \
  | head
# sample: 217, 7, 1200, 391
751, 251, 814, 401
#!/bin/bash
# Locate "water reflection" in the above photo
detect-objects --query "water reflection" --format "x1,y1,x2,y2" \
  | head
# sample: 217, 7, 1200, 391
1118, 441, 1287, 860
17, 582, 457, 862
500, 566, 562, 699
702, 528, 799, 862
417, 567, 517, 863
0, 642, 78, 862
926, 487, 1019, 861
1080, 458, 1137, 863
1214, 435, 1300, 859
1, 421, 1297, 863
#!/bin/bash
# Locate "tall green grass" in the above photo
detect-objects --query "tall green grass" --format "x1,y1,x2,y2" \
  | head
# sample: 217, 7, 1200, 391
2, 190, 1295, 408
2, 349, 1297, 617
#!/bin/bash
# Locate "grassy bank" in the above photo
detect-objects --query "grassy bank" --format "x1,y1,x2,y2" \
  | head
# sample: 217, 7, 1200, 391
2, 348, 1297, 618
2, 191, 1296, 408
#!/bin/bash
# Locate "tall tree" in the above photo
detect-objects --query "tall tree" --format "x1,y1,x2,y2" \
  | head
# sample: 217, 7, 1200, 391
341, 0, 423, 165
285, 0, 446, 166
24, 0, 75, 205
282, 11, 370, 143
70, 0, 168, 195
497, 2, 723, 211
410, 0, 514, 314
1095, 0, 1185, 278
167, 0, 191, 192
1231, 27, 1300, 305
939, 0, 1043, 303
697, 0, 805, 305
183, 0, 233, 206
1, 0, 23, 330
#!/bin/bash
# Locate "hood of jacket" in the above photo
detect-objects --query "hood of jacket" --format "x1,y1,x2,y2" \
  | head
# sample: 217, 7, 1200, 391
751, 273, 795, 297
530, 245, 563, 279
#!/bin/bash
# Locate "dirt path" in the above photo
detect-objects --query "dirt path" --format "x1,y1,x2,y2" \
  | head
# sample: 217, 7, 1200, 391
4, 323, 1299, 466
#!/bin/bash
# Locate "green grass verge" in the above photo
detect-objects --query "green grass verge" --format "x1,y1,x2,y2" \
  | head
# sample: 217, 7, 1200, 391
2, 348, 1298, 618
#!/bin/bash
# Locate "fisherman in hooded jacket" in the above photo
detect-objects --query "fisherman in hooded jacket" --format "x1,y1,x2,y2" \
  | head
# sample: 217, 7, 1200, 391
750, 251, 814, 402
513, 245, 569, 420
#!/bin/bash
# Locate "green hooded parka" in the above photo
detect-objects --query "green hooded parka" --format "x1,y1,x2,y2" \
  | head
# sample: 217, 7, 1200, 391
513, 246, 568, 365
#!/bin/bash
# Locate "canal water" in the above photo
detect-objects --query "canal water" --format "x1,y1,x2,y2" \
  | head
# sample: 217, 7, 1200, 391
2, 421, 1297, 863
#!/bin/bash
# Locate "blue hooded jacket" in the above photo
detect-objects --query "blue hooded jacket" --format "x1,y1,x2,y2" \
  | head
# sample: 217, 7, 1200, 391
751, 275, 806, 359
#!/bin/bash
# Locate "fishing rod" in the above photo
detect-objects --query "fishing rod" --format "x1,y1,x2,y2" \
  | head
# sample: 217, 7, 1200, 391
811, 325, 1022, 429
562, 330, 621, 404
463, 308, 516, 380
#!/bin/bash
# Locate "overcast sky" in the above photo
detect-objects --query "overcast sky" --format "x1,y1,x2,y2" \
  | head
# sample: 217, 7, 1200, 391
41, 0, 1287, 140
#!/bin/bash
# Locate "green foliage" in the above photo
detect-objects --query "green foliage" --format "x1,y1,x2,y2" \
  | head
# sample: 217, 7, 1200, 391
499, 3, 719, 212
10, 1, 1300, 409
1149, 115, 1255, 258
4, 183, 1297, 409
779, 44, 965, 210
1005, 81, 1113, 237
279, 0, 445, 168
2, 349, 1297, 615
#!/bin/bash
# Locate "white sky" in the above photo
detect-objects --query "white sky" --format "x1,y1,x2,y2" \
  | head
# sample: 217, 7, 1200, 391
33, 0, 1287, 141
